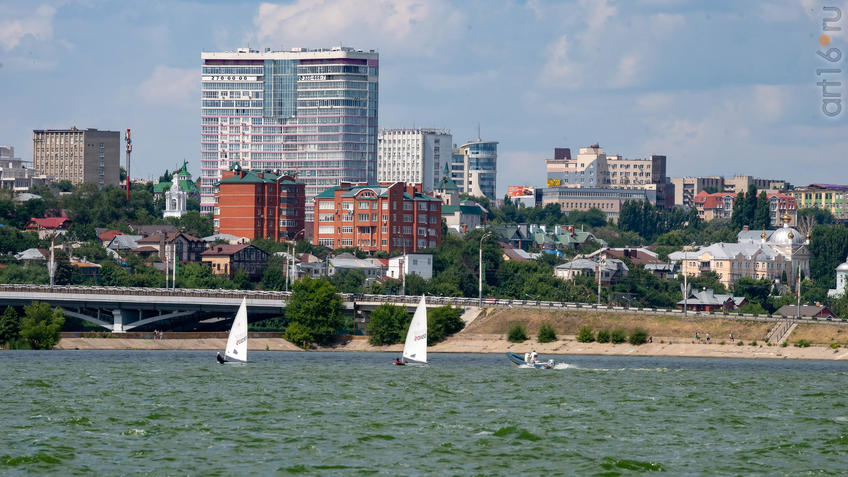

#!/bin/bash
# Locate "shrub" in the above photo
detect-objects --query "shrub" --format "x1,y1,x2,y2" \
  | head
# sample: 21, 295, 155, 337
284, 322, 313, 349
719, 341, 726, 345
537, 323, 557, 343
781, 342, 788, 348
750, 340, 758, 346
794, 339, 811, 348
596, 329, 611, 343
628, 328, 648, 345
507, 323, 528, 343
610, 328, 627, 344
737, 341, 744, 346
831, 343, 841, 349
428, 306, 465, 344
576, 326, 595, 343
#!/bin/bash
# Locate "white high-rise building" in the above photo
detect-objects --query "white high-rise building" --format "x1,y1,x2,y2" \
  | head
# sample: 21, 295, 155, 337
377, 128, 451, 191
200, 47, 379, 220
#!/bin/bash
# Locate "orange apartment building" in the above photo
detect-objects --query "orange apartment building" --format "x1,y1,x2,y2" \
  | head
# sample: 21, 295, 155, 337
313, 182, 442, 253
213, 166, 305, 241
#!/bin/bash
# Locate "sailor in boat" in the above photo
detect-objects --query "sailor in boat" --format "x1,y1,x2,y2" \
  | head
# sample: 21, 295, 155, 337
530, 350, 538, 364
394, 356, 405, 366
216, 351, 226, 364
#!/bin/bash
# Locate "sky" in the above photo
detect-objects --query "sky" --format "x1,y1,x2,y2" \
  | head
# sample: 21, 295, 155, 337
1, 0, 846, 196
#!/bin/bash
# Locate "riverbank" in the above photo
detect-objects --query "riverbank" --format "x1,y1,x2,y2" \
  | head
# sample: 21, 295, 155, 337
54, 335, 848, 360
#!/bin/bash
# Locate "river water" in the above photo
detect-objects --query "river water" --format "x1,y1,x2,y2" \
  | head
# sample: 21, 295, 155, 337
2, 351, 847, 475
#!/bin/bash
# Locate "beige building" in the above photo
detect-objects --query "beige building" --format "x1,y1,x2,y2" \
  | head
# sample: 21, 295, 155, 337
545, 145, 671, 208
671, 176, 724, 209
669, 215, 809, 289
32, 127, 120, 186
671, 175, 787, 208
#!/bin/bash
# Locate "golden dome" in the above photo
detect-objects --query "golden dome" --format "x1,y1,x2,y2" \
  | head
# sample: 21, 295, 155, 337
761, 230, 767, 239
782, 213, 792, 224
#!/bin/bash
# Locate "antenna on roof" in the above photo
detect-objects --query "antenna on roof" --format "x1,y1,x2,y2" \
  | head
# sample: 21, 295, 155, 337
477, 123, 481, 141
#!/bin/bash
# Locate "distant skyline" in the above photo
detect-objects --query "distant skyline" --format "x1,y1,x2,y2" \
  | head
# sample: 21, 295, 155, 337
1, 0, 846, 196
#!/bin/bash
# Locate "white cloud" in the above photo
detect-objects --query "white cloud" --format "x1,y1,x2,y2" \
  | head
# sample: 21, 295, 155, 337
252, 0, 464, 54
537, 1, 684, 90
0, 5, 56, 51
610, 54, 642, 88
138, 66, 197, 108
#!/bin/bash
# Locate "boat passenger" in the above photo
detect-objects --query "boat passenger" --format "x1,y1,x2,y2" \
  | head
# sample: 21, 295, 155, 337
530, 350, 538, 364
395, 357, 405, 366
216, 352, 226, 364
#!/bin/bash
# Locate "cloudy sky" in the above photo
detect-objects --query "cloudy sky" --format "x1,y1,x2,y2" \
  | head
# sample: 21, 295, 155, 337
1, 0, 846, 195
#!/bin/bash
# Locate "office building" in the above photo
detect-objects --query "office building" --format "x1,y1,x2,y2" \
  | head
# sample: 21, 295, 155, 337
0, 146, 48, 191
200, 47, 379, 221
377, 128, 451, 191
545, 144, 672, 209
32, 127, 120, 186
449, 139, 498, 200
313, 182, 441, 253
542, 186, 657, 221
213, 166, 306, 241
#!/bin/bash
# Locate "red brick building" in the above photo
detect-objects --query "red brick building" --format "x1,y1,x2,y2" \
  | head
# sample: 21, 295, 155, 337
313, 182, 441, 253
214, 167, 305, 241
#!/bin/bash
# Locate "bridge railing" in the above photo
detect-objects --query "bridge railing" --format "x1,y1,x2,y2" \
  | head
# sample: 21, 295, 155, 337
1, 284, 846, 326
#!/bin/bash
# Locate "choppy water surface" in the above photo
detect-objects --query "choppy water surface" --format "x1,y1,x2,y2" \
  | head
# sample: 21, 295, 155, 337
2, 351, 848, 475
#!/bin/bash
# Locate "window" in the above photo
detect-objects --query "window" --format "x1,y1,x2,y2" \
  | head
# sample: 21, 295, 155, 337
358, 214, 369, 221
418, 202, 427, 210
318, 238, 334, 247
403, 202, 413, 210
318, 226, 334, 234
341, 226, 353, 234
319, 201, 334, 209
318, 213, 334, 222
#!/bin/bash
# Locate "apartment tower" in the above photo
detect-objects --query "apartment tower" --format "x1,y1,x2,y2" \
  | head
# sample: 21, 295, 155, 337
200, 47, 379, 221
377, 128, 451, 191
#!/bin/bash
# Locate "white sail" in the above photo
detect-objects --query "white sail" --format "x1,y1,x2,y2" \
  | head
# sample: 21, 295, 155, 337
402, 295, 427, 364
225, 298, 248, 362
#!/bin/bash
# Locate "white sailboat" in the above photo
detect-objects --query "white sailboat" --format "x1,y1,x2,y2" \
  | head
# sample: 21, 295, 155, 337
220, 297, 248, 363
399, 295, 428, 365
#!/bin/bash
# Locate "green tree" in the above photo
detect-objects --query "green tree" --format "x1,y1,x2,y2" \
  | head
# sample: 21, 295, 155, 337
427, 306, 464, 344
798, 207, 834, 226
810, 225, 848, 289
732, 277, 773, 310
260, 266, 286, 291
753, 191, 771, 230
328, 269, 366, 293
285, 277, 344, 346
0, 306, 21, 346
20, 302, 65, 349
366, 304, 409, 345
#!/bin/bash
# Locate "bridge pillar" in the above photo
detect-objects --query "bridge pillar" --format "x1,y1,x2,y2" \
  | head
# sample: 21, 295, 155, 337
112, 309, 139, 333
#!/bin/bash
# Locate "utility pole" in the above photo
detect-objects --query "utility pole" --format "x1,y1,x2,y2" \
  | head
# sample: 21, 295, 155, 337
48, 232, 55, 288
479, 231, 491, 306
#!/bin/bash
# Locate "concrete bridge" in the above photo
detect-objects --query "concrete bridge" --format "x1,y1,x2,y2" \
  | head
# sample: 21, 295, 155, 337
0, 284, 844, 333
